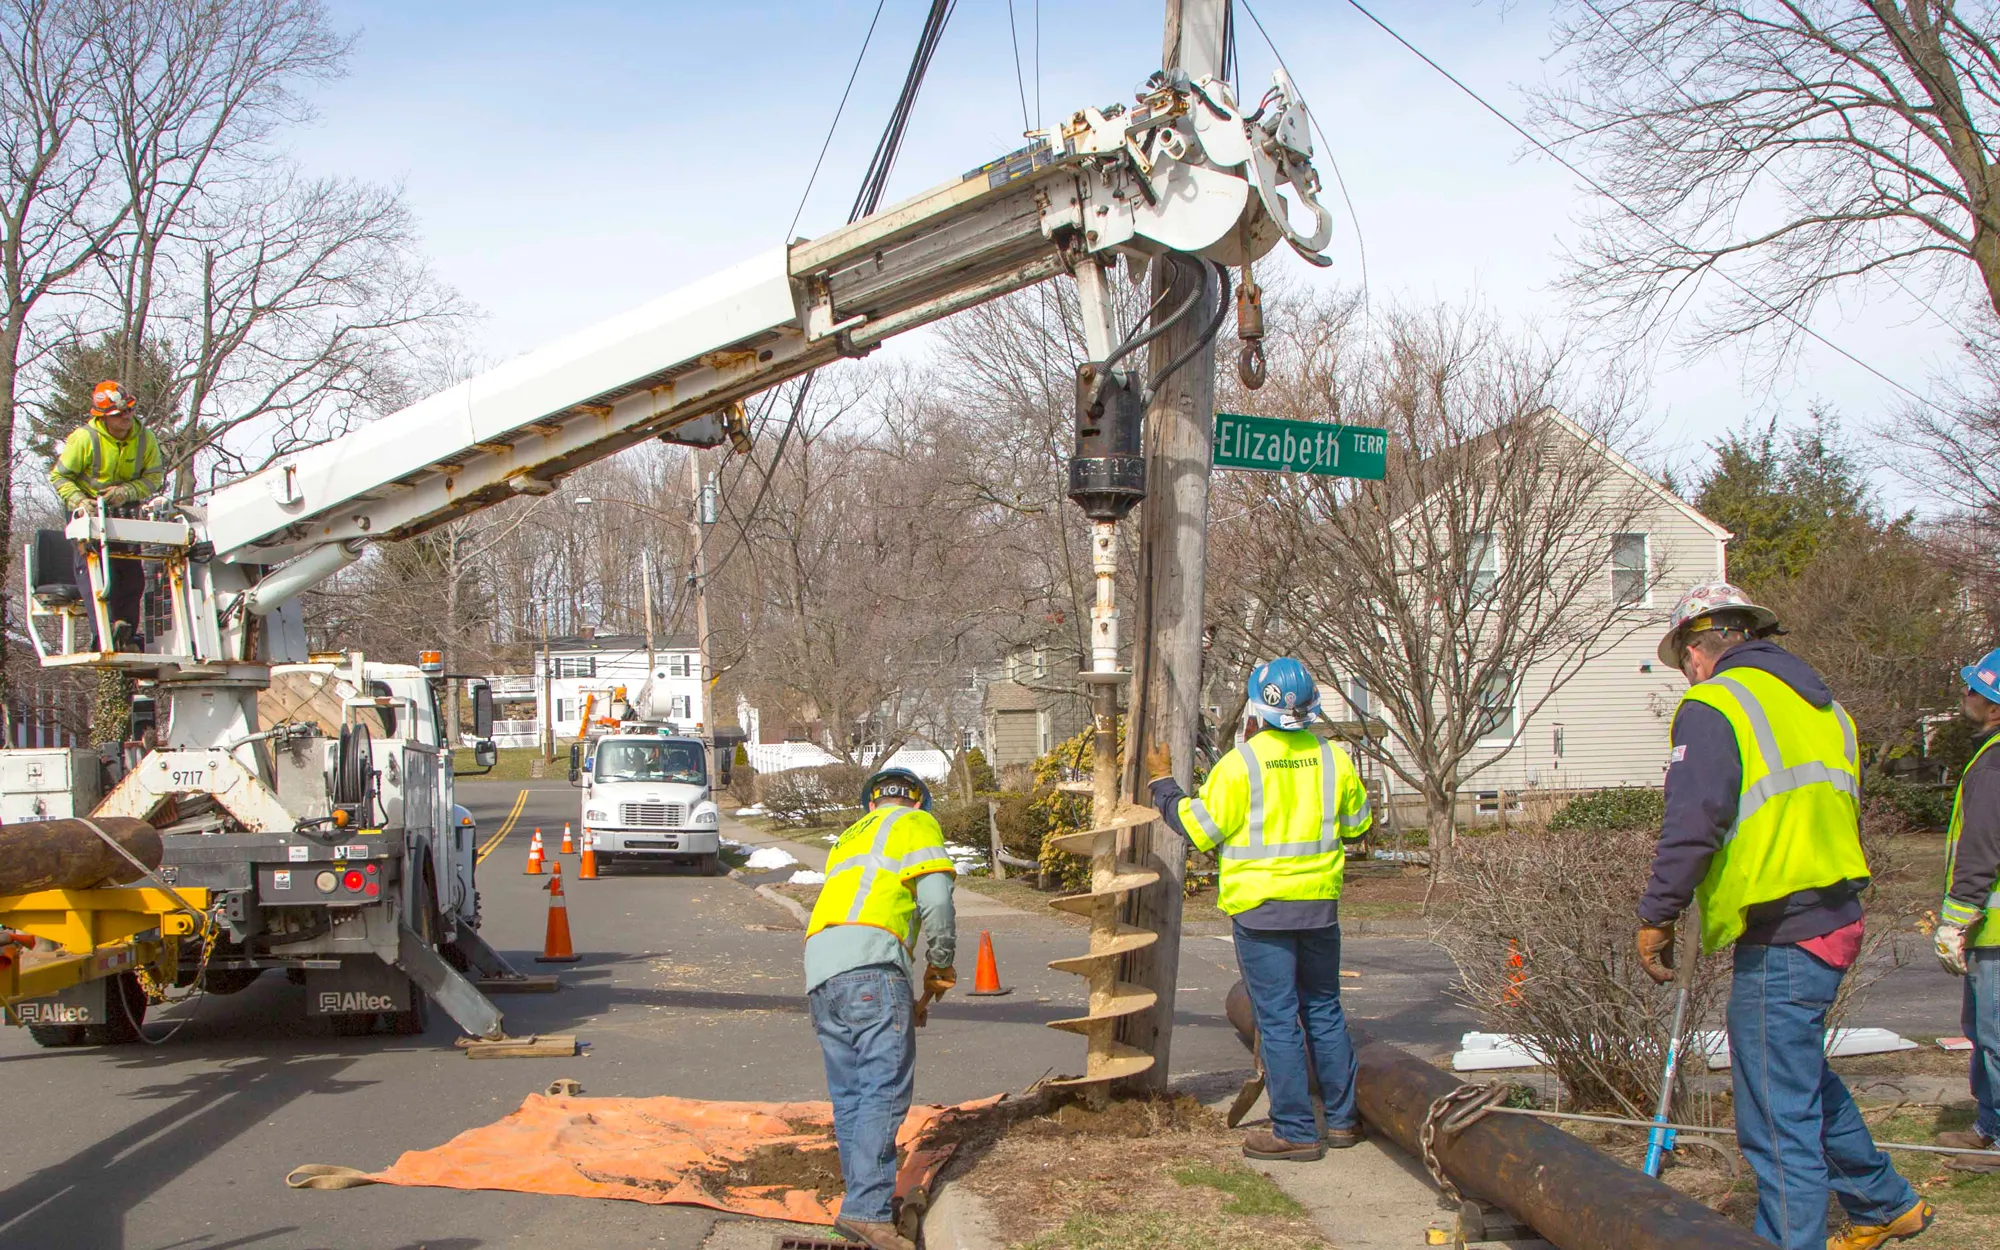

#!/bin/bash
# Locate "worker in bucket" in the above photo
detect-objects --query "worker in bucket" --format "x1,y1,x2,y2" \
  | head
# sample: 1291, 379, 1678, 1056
1637, 583, 1930, 1250
49, 380, 164, 650
1145, 657, 1371, 1162
802, 767, 957, 1250
1929, 647, 2000, 1175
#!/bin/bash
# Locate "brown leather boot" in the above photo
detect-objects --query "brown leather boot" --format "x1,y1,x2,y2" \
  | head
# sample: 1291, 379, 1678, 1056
1242, 1128, 1325, 1161
1933, 1128, 1993, 1151
833, 1217, 915, 1250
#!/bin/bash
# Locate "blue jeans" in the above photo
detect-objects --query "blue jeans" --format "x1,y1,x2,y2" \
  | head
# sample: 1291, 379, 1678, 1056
1965, 948, 2000, 1141
808, 965, 914, 1224
1233, 921, 1359, 1143
1729, 942, 1916, 1249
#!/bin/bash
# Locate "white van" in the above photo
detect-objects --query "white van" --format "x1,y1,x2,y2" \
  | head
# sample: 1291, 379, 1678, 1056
571, 732, 722, 875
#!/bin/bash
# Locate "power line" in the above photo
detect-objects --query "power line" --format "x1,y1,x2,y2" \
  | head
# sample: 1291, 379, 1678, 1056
786, 0, 888, 243
1005, 0, 1032, 132
1239, 0, 1369, 318
1337, 0, 1942, 412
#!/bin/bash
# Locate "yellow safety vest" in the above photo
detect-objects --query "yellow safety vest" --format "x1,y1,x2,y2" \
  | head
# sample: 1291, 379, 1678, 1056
1942, 733, 2000, 946
1176, 728, 1372, 916
1679, 667, 1867, 953
806, 806, 956, 946
49, 418, 163, 508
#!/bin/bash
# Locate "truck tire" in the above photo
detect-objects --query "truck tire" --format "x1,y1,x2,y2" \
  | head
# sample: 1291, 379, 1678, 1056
82, 972, 147, 1045
26, 1023, 84, 1048
697, 852, 720, 877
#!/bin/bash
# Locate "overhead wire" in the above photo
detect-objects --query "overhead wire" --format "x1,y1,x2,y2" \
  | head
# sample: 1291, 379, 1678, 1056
786, 0, 888, 242
1005, 0, 1032, 132
659, 0, 965, 638
1239, 0, 1369, 318
1335, 0, 1945, 414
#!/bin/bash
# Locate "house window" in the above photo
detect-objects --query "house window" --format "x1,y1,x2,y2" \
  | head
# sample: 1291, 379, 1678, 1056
1611, 533, 1650, 606
1033, 647, 1047, 679
556, 698, 575, 724
1475, 669, 1516, 742
1348, 676, 1370, 716
959, 727, 979, 750
1467, 532, 1498, 601
554, 656, 596, 679
963, 671, 981, 691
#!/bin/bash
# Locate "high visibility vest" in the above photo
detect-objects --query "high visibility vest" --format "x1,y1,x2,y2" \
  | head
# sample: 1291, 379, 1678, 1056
1176, 727, 1372, 916
1679, 667, 1867, 953
50, 418, 162, 506
806, 806, 956, 946
1942, 733, 2000, 946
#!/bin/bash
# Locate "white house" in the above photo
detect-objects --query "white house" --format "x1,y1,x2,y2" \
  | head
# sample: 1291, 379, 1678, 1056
1332, 418, 1731, 808
533, 631, 705, 741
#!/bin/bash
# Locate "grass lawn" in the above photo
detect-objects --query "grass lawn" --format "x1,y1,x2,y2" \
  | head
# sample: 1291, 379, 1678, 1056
1869, 1105, 2000, 1250
450, 746, 552, 782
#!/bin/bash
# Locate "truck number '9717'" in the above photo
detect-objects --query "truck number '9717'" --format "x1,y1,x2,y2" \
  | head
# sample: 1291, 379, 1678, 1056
170, 770, 207, 788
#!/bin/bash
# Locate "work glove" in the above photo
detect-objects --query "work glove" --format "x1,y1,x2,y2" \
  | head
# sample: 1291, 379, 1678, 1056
913, 964, 955, 1028
1144, 741, 1172, 782
1636, 922, 1677, 985
98, 483, 134, 506
1936, 922, 1969, 977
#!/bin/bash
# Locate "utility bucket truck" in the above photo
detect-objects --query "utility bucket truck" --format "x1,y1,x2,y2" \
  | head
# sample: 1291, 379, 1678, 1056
5, 59, 1335, 1047
569, 731, 722, 875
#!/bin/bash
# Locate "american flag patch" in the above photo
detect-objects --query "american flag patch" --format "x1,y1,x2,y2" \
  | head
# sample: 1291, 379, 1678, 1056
1668, 745, 1686, 764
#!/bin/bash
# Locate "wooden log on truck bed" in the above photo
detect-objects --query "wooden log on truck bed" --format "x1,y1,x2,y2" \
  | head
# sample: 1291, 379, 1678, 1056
0, 817, 162, 894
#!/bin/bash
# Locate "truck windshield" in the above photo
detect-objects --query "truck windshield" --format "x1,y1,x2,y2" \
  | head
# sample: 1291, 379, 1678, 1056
594, 740, 705, 784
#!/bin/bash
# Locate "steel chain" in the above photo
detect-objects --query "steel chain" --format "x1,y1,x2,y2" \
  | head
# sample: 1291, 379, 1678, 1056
1418, 1083, 1513, 1206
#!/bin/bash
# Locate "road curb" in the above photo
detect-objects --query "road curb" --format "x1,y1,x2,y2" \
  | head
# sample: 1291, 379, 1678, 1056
921, 1182, 1001, 1250
752, 883, 810, 928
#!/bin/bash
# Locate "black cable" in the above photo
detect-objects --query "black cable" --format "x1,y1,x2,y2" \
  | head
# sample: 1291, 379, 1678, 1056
1147, 262, 1232, 398
1337, 0, 1936, 411
1102, 254, 1204, 373
849, 0, 958, 221
1005, 0, 1031, 132
787, 0, 888, 241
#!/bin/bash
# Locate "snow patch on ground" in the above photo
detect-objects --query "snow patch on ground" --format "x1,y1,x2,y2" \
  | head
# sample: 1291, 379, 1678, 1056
945, 844, 988, 870
787, 869, 827, 885
743, 846, 799, 871
734, 805, 766, 816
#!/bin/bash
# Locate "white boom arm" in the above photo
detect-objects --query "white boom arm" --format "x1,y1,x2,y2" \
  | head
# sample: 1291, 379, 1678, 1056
29, 69, 1332, 695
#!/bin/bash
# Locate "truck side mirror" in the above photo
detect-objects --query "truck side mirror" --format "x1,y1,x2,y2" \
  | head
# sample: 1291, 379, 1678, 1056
568, 742, 582, 786
475, 741, 497, 769
718, 751, 732, 787
472, 683, 494, 739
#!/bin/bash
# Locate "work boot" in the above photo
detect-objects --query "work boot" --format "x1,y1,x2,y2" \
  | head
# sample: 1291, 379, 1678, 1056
1242, 1128, 1325, 1162
1827, 1200, 1935, 1250
1933, 1128, 1994, 1151
1945, 1150, 2000, 1174
1323, 1123, 1364, 1150
832, 1217, 915, 1250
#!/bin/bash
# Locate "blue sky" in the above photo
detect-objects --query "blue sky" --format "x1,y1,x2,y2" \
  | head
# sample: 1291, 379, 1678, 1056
290, 1, 1961, 485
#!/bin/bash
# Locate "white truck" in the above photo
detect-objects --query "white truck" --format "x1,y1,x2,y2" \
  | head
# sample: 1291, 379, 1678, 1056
6, 48, 1333, 1042
569, 731, 722, 875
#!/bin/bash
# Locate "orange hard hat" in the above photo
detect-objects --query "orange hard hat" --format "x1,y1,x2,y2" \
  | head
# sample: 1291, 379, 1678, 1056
90, 380, 135, 416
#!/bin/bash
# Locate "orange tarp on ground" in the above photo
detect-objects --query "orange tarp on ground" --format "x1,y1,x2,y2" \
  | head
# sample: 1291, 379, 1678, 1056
287, 1091, 995, 1225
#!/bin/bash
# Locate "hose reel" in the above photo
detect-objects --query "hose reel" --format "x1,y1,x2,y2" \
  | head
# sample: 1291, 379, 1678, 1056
331, 723, 376, 828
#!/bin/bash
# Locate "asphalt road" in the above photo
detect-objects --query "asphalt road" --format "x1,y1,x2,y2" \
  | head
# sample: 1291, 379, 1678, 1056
0, 780, 1971, 1250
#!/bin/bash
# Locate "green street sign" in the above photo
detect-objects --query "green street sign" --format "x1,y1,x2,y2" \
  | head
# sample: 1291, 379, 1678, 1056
1212, 412, 1387, 480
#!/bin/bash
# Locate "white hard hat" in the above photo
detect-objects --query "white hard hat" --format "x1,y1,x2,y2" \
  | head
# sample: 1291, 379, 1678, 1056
1657, 582, 1779, 669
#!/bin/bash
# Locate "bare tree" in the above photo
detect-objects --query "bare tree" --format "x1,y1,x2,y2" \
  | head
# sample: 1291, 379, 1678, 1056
1221, 298, 1666, 869
1537, 1, 2000, 356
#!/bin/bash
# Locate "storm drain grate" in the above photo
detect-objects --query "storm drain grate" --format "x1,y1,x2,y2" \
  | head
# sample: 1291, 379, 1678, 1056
773, 1238, 868, 1250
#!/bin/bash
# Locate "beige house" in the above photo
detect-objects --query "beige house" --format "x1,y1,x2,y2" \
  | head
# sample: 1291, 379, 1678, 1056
981, 647, 1090, 768
1361, 421, 1731, 806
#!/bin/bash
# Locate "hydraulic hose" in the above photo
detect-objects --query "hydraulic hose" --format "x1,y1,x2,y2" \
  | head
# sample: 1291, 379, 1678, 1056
1100, 254, 1205, 375
1146, 261, 1232, 400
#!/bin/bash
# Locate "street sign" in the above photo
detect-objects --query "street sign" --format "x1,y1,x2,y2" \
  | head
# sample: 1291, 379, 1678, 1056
1212, 412, 1387, 480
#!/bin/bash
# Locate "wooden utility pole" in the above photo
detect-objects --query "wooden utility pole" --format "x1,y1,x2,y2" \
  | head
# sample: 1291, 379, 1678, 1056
688, 450, 715, 776
1115, 0, 1227, 1091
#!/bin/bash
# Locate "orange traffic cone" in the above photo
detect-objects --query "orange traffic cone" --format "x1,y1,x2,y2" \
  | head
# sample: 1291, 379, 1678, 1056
536, 860, 580, 963
1504, 939, 1525, 1004
560, 822, 576, 855
578, 828, 598, 880
525, 826, 545, 875
968, 929, 1011, 996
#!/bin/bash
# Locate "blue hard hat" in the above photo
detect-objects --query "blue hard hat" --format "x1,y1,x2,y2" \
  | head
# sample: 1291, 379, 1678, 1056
860, 768, 933, 812
1964, 649, 2000, 706
1246, 658, 1322, 730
